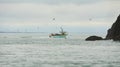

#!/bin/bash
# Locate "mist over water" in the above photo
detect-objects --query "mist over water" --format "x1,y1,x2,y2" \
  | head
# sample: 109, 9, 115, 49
0, 33, 120, 67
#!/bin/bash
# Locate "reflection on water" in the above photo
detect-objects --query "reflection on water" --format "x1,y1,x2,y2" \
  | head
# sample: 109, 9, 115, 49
0, 33, 120, 67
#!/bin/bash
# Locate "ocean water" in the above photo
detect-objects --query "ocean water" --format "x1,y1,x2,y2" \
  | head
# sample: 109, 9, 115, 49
0, 33, 120, 67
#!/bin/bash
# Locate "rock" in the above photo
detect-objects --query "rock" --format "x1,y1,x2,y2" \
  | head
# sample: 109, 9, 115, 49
85, 36, 103, 41
113, 35, 120, 41
85, 14, 120, 41
105, 14, 120, 41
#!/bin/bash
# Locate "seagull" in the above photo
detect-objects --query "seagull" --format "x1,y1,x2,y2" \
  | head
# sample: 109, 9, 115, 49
53, 18, 55, 21
89, 18, 92, 21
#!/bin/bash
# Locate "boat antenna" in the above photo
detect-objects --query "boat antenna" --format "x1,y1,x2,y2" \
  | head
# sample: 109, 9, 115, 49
60, 27, 63, 32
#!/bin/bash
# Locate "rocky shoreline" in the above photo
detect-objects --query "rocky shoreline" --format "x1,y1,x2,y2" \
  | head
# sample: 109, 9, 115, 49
85, 14, 120, 41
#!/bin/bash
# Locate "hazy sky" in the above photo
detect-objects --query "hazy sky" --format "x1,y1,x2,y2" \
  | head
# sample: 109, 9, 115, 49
0, 0, 120, 33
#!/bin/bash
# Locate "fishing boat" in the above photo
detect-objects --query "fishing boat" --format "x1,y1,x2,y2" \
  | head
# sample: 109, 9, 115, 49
49, 27, 68, 38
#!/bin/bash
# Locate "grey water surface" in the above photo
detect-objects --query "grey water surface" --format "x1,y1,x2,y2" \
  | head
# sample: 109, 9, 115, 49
0, 33, 120, 67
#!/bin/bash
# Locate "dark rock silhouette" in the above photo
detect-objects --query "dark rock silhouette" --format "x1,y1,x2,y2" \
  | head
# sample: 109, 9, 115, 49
106, 14, 120, 41
113, 35, 120, 41
85, 14, 120, 41
85, 36, 103, 41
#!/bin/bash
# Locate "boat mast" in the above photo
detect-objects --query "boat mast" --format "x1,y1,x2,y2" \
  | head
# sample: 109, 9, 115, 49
60, 27, 64, 33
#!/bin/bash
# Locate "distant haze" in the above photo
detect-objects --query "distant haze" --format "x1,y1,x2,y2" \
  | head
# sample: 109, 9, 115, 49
0, 0, 120, 33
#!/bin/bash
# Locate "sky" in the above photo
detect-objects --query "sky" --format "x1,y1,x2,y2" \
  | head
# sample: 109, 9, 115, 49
0, 0, 120, 33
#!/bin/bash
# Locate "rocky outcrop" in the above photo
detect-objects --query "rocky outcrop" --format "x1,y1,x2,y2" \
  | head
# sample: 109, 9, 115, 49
106, 14, 120, 41
85, 14, 120, 41
85, 36, 103, 41
113, 35, 120, 41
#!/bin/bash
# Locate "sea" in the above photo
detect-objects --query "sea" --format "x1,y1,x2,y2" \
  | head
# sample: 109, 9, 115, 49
0, 33, 120, 67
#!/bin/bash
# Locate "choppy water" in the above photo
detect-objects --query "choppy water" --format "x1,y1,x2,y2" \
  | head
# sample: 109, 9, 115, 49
0, 33, 120, 67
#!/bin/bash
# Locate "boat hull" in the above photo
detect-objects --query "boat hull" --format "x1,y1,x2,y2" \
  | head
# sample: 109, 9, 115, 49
52, 35, 67, 38
49, 34, 67, 38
